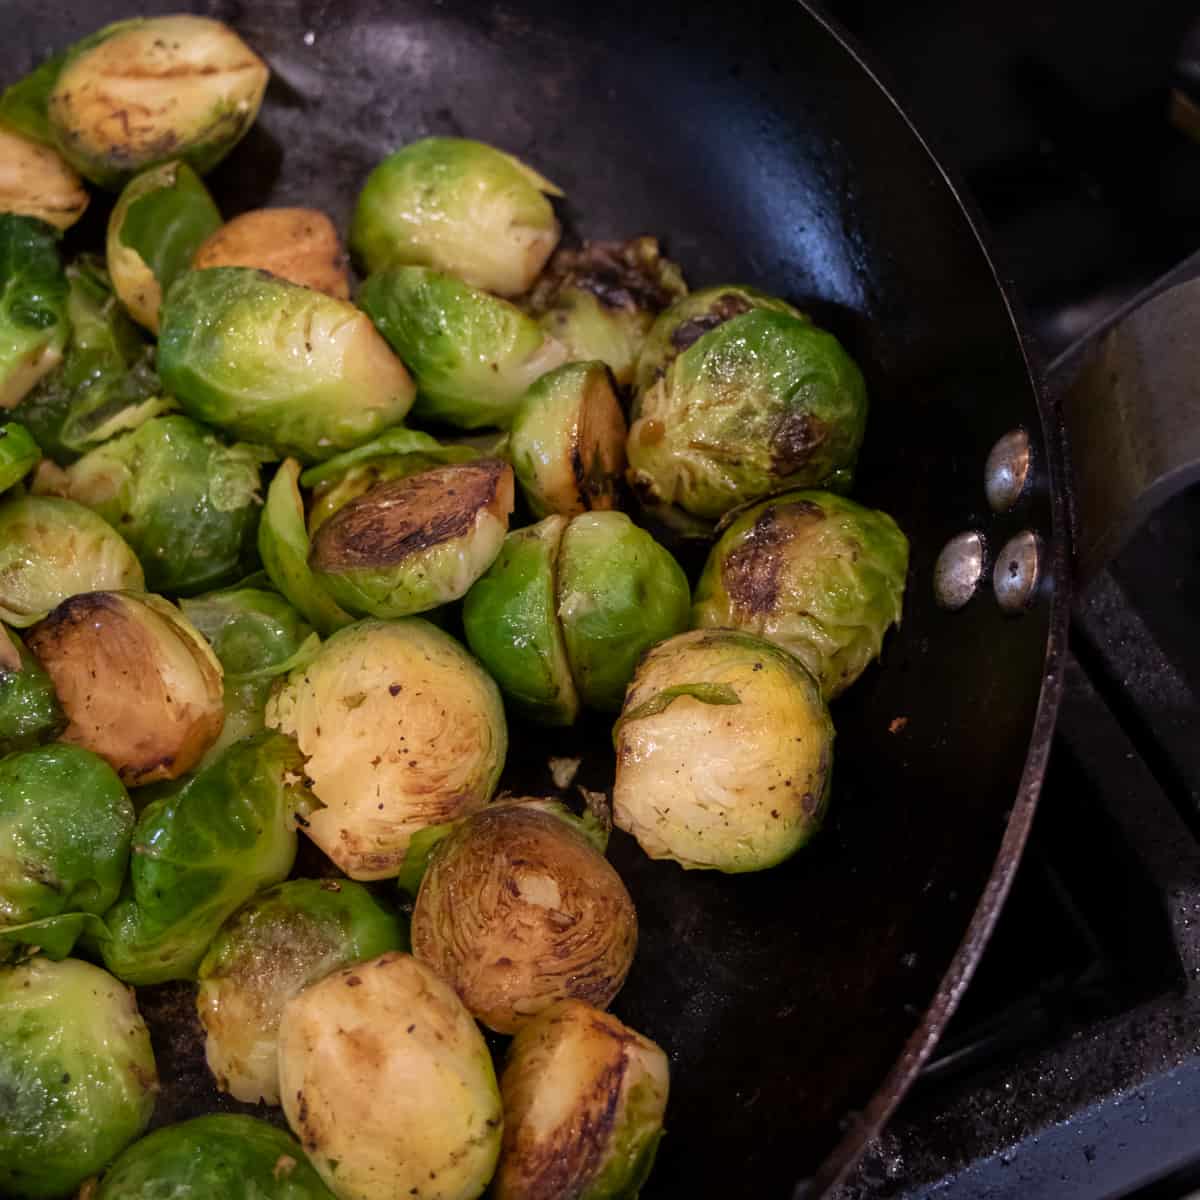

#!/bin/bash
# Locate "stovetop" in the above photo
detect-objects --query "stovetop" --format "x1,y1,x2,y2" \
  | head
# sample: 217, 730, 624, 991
817, 2, 1200, 1196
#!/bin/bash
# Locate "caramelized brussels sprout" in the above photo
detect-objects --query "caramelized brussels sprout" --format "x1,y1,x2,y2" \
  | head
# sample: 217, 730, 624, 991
266, 618, 506, 880
351, 136, 561, 296
0, 956, 157, 1200
496, 1000, 669, 1200
359, 266, 567, 430
278, 952, 502, 1200
106, 160, 222, 332
310, 459, 514, 619
159, 267, 416, 461
693, 491, 909, 698
0, 624, 64, 753
509, 361, 627, 519
194, 208, 351, 299
0, 214, 68, 408
26, 591, 224, 786
0, 421, 39, 493
47, 16, 269, 189
0, 124, 88, 231
614, 629, 834, 872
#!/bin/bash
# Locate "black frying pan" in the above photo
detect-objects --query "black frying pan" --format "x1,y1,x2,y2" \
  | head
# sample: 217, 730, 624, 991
12, 1, 1192, 1195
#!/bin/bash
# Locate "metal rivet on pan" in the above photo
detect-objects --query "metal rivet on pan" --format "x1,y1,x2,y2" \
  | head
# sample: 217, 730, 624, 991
993, 531, 1042, 612
933, 531, 985, 610
984, 429, 1032, 512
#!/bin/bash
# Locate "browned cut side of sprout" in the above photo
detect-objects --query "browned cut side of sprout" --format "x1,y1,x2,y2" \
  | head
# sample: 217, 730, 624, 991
0, 126, 89, 231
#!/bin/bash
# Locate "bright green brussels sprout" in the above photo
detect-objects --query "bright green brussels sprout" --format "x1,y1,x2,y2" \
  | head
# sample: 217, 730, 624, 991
508, 361, 627, 519
99, 730, 303, 985
0, 955, 157, 1199
46, 16, 269, 189
351, 136, 562, 296
526, 237, 688, 388
412, 798, 636, 1034
0, 743, 132, 930
33, 414, 268, 596
0, 124, 89, 231
628, 308, 867, 525
0, 421, 40, 493
496, 1000, 669, 1200
310, 458, 515, 619
259, 459, 352, 636
613, 629, 834, 872
359, 265, 567, 430
94, 1113, 336, 1200
462, 515, 579, 726
197, 878, 408, 1103
278, 951, 502, 1200
159, 267, 416, 461
107, 160, 222, 332
0, 495, 144, 627
0, 624, 64, 754
0, 214, 68, 409
266, 618, 506, 880
692, 491, 909, 699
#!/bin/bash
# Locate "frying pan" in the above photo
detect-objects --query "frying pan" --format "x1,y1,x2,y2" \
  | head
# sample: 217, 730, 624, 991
8, 0, 1195, 1195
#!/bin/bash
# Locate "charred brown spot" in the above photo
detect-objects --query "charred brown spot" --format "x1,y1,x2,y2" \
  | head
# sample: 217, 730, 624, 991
669, 293, 754, 353
722, 509, 788, 615
528, 236, 684, 315
771, 410, 828, 473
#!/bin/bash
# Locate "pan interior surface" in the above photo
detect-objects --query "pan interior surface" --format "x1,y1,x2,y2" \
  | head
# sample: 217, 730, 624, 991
4, 0, 1061, 1194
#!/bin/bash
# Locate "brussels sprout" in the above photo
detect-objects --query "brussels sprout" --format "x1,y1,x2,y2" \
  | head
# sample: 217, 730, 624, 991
628, 309, 867, 525
0, 421, 39, 492
527, 237, 688, 387
351, 136, 562, 296
496, 1000, 669, 1200
360, 266, 567, 430
462, 516, 579, 726
0, 624, 64, 753
197, 878, 407, 1103
0, 495, 144, 627
99, 730, 303, 985
509, 361, 627, 519
94, 1114, 336, 1200
107, 161, 222, 332
613, 629, 834, 872
46, 16, 269, 189
33, 414, 268, 596
412, 799, 636, 1034
0, 213, 68, 409
194, 207, 351, 299
310, 459, 514, 619
266, 618, 506, 880
0, 124, 89, 231
0, 744, 132, 931
693, 491, 909, 699
159, 267, 416, 461
278, 951, 502, 1200
0, 956, 157, 1199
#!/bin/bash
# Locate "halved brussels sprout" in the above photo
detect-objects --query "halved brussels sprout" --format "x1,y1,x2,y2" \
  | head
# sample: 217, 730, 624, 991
0, 421, 39, 493
159, 267, 416, 461
194, 207, 351, 299
107, 161, 222, 332
0, 956, 157, 1200
412, 799, 636, 1034
310, 458, 514, 618
47, 16, 269, 189
462, 515, 579, 726
0, 214, 68, 409
94, 1114, 336, 1200
351, 136, 562, 296
509, 361, 627, 519
266, 618, 506, 880
99, 730, 303, 985
197, 878, 408, 1104
278, 951, 502, 1200
496, 1000, 669, 1200
614, 629, 834, 872
0, 624, 64, 753
0, 495, 144, 627
0, 123, 88, 231
628, 308, 867, 525
359, 265, 567, 430
26, 591, 224, 786
527, 237, 688, 387
693, 491, 909, 699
